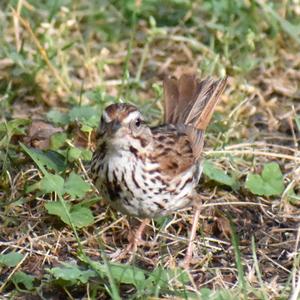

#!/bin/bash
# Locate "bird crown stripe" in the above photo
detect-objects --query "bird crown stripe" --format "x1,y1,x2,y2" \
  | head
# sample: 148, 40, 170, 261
122, 111, 141, 123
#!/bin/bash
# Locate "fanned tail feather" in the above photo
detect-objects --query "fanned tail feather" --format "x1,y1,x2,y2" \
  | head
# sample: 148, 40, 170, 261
163, 73, 227, 159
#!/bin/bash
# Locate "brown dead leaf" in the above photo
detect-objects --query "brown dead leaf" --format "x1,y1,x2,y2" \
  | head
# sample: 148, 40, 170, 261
23, 120, 63, 150
215, 215, 231, 240
72, 126, 95, 148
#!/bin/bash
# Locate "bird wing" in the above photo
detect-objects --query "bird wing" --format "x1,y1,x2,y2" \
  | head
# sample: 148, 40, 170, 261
150, 125, 196, 177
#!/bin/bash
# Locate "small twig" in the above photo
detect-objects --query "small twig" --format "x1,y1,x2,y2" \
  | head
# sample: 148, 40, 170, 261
167, 35, 214, 57
0, 242, 58, 260
202, 201, 267, 208
81, 216, 125, 245
224, 142, 299, 153
259, 250, 291, 274
206, 149, 300, 162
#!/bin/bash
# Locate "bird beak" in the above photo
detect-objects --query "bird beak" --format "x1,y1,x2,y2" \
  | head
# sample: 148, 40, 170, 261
107, 120, 121, 136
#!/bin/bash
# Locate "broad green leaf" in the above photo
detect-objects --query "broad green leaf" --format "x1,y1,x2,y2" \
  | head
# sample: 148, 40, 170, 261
203, 160, 239, 189
0, 252, 24, 267
68, 106, 100, 128
27, 173, 65, 195
200, 288, 212, 299
48, 264, 96, 284
68, 147, 82, 162
147, 267, 189, 288
50, 132, 67, 150
295, 115, 300, 132
40, 174, 64, 194
68, 147, 92, 162
104, 263, 145, 286
91, 261, 146, 287
21, 144, 66, 173
69, 205, 94, 228
245, 162, 285, 196
69, 106, 96, 121
81, 149, 93, 161
81, 124, 93, 133
64, 172, 90, 198
198, 288, 239, 300
0, 119, 30, 148
47, 110, 69, 125
45, 201, 71, 225
45, 202, 94, 228
30, 172, 90, 198
84, 89, 107, 103
12, 271, 35, 290
0, 119, 30, 137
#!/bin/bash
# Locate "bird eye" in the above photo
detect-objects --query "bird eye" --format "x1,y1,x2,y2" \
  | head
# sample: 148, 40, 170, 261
135, 118, 141, 128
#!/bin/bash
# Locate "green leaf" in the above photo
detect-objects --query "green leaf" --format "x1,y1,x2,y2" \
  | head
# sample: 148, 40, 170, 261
45, 201, 71, 225
80, 124, 94, 133
69, 205, 94, 228
68, 106, 100, 128
147, 267, 189, 288
203, 160, 239, 189
45, 202, 94, 228
67, 147, 92, 162
287, 189, 300, 205
21, 144, 67, 173
0, 119, 30, 148
0, 252, 24, 267
31, 172, 90, 198
0, 119, 30, 136
48, 264, 96, 285
105, 263, 145, 286
200, 288, 212, 299
91, 261, 146, 287
67, 147, 82, 162
11, 271, 35, 290
64, 172, 90, 198
81, 149, 93, 161
47, 110, 69, 125
245, 162, 285, 196
40, 173, 64, 194
50, 132, 67, 150
295, 115, 300, 132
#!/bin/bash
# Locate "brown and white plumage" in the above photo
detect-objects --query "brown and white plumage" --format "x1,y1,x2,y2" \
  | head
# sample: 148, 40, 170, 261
91, 73, 227, 219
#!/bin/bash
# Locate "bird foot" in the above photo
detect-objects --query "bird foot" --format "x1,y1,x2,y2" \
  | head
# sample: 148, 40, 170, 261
111, 219, 151, 262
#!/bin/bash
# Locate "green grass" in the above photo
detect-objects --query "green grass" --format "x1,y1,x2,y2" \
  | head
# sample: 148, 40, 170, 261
1, 0, 300, 299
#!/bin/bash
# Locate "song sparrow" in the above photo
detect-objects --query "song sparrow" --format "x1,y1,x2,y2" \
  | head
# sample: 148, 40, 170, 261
91, 73, 227, 264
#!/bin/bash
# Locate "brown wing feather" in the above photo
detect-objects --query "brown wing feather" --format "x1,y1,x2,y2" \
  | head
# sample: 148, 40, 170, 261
150, 125, 194, 177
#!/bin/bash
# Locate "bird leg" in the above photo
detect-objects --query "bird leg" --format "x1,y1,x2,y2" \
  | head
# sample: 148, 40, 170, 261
126, 218, 150, 252
183, 205, 201, 269
114, 218, 150, 262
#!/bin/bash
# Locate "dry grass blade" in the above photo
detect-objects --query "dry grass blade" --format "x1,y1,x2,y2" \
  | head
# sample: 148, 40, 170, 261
206, 149, 300, 162
11, 8, 71, 94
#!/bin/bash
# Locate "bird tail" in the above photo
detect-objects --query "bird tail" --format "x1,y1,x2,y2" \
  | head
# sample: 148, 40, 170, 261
163, 73, 227, 159
163, 73, 227, 130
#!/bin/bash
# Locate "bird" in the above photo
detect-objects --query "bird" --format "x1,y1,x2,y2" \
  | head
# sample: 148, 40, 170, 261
90, 73, 227, 266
